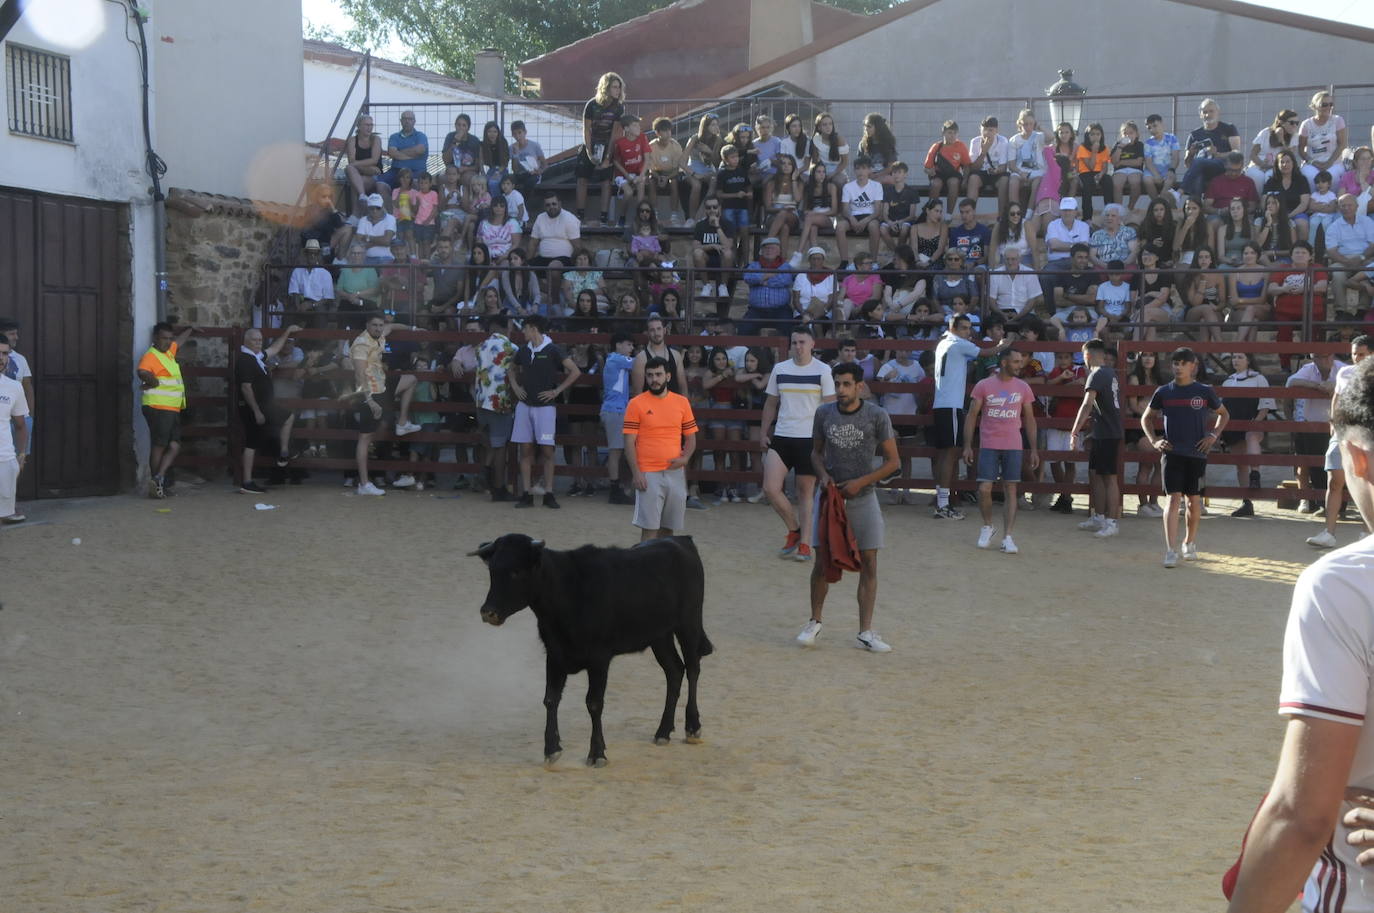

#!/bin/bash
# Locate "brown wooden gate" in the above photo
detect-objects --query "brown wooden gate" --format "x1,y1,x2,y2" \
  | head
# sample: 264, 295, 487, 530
0, 187, 126, 499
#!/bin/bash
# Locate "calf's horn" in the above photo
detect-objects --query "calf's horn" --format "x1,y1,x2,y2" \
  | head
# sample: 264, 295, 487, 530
466, 540, 496, 558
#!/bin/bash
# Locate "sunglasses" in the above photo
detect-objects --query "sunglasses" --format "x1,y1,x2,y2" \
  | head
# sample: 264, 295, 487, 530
1008, 209, 1022, 216
1320, 102, 1335, 108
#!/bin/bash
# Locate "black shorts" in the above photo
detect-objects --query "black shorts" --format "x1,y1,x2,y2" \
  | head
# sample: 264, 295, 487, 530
769, 435, 816, 475
355, 375, 399, 434
1088, 437, 1120, 476
1292, 432, 1330, 456
1162, 453, 1206, 495
143, 406, 181, 448
239, 405, 274, 452
928, 407, 964, 450
1220, 429, 1247, 446
576, 148, 612, 181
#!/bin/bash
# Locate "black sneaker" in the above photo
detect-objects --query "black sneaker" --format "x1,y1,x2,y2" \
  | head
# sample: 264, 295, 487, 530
543, 493, 561, 509
490, 487, 511, 502
240, 481, 267, 494
514, 493, 535, 508
1231, 500, 1255, 517
1248, 470, 1262, 489
568, 481, 585, 496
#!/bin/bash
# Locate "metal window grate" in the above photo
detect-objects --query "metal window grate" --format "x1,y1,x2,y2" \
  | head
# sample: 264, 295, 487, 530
6, 43, 72, 142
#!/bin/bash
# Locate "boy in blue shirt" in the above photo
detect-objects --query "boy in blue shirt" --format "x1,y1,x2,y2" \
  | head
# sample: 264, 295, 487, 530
601, 333, 636, 504
1140, 347, 1229, 567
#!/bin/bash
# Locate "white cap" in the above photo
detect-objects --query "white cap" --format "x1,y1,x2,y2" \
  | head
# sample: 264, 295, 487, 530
366, 192, 385, 208
1059, 197, 1078, 211
303, 239, 321, 251
807, 246, 827, 258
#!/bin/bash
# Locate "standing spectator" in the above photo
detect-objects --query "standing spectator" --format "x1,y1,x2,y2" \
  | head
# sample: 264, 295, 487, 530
759, 326, 835, 561
963, 348, 1039, 554
1289, 349, 1348, 513
742, 237, 795, 334
631, 315, 687, 397
576, 72, 626, 226
1220, 361, 1374, 913
1042, 350, 1084, 512
601, 333, 636, 505
508, 120, 545, 198
347, 317, 421, 495
410, 171, 439, 255
967, 116, 1012, 212
137, 321, 194, 498
799, 362, 901, 651
931, 314, 1003, 519
924, 120, 968, 216
838, 155, 884, 262
509, 315, 581, 508
1142, 113, 1181, 200
1307, 335, 1371, 548
467, 315, 518, 501
875, 346, 925, 503
1220, 352, 1275, 518
612, 114, 652, 221
528, 192, 582, 310
380, 110, 429, 191
1179, 99, 1241, 199
234, 326, 300, 495
1139, 347, 1229, 567
0, 319, 34, 473
346, 114, 384, 214
441, 113, 481, 183
1326, 194, 1374, 314
1068, 339, 1123, 538
1126, 352, 1166, 516
289, 240, 334, 323
623, 356, 698, 541
0, 336, 29, 525
1298, 89, 1348, 186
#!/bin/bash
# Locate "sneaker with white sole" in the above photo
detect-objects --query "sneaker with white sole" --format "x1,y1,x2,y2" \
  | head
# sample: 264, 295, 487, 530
1163, 549, 1178, 568
856, 630, 892, 653
977, 525, 995, 549
1093, 520, 1119, 539
1182, 542, 1199, 561
357, 481, 386, 496
934, 506, 965, 520
1000, 535, 1019, 554
1078, 515, 1104, 531
391, 474, 417, 488
395, 420, 421, 436
796, 619, 822, 647
1136, 503, 1154, 518
1306, 529, 1338, 549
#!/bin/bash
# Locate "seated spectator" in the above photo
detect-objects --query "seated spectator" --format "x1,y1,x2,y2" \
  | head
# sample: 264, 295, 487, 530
1008, 108, 1046, 212
924, 119, 968, 216
479, 120, 509, 196
857, 112, 897, 185
879, 161, 920, 254
910, 198, 948, 270
529, 192, 582, 308
1074, 122, 1113, 221
882, 246, 928, 324
1135, 248, 1174, 339
948, 198, 992, 271
1247, 110, 1300, 197
508, 120, 545, 199
459, 242, 499, 312
335, 243, 380, 319
792, 247, 836, 321
1268, 242, 1329, 369
1182, 247, 1225, 342
436, 166, 465, 241
1089, 204, 1138, 269
424, 237, 466, 325
1039, 198, 1091, 308
460, 174, 492, 248
1306, 169, 1339, 245
475, 195, 521, 263
683, 114, 722, 221
797, 161, 838, 256
967, 116, 1012, 211
379, 239, 422, 317
765, 154, 803, 253
1110, 120, 1147, 213
1298, 90, 1347, 186
1263, 148, 1312, 237
837, 252, 884, 322
299, 183, 348, 258
1173, 195, 1210, 266
346, 114, 384, 215
711, 145, 753, 267
442, 114, 481, 182
1095, 260, 1133, 335
565, 289, 600, 329
838, 155, 884, 262
1220, 351, 1275, 517
933, 250, 980, 322
390, 169, 418, 246
991, 202, 1034, 267
1142, 113, 1181, 199
808, 111, 850, 188
1204, 151, 1259, 216
354, 194, 396, 264
1254, 193, 1297, 265
288, 239, 335, 323
647, 116, 685, 225
1213, 197, 1254, 267
1053, 306, 1105, 359
1339, 146, 1374, 215
499, 174, 526, 227
1050, 243, 1097, 322
1327, 194, 1374, 314
501, 248, 543, 316
381, 110, 429, 192
560, 248, 607, 313
1180, 98, 1241, 199
1137, 196, 1177, 266
742, 237, 795, 335
751, 114, 784, 195
1229, 242, 1270, 342
625, 202, 664, 281
612, 114, 652, 220
691, 197, 735, 307
987, 246, 1042, 319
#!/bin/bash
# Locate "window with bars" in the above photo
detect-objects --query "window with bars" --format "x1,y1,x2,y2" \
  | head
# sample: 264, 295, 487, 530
6, 43, 73, 142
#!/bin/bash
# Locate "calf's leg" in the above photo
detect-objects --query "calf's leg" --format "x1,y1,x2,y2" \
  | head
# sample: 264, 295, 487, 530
678, 630, 705, 743
543, 658, 567, 765
650, 637, 685, 745
585, 660, 610, 767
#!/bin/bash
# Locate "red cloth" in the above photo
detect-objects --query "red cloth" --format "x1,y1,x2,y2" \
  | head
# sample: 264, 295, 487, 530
1220, 792, 1301, 906
818, 481, 861, 583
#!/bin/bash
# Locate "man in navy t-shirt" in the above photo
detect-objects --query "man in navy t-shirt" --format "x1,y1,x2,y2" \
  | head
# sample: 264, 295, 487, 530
949, 198, 992, 271
1140, 347, 1229, 568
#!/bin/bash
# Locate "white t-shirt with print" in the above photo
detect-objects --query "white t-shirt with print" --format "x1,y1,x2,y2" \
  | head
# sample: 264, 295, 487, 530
0, 374, 30, 461
876, 358, 925, 416
1300, 114, 1346, 162
841, 179, 881, 218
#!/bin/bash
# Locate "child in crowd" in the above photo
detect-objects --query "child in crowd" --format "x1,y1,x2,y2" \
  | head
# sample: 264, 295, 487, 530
880, 162, 922, 252
437, 166, 465, 241
924, 119, 968, 216
713, 143, 753, 264
1110, 121, 1147, 212
461, 174, 491, 248
703, 347, 744, 503
838, 252, 883, 322
1044, 350, 1086, 513
875, 345, 926, 503
392, 168, 416, 245
411, 171, 439, 257
647, 116, 685, 224
404, 347, 441, 491
1307, 170, 1339, 244
499, 174, 526, 226
1054, 306, 1106, 361
1095, 261, 1133, 336
626, 202, 664, 274
600, 332, 635, 504
612, 114, 652, 222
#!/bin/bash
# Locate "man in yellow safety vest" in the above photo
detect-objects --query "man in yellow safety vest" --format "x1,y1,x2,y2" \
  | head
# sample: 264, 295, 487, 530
137, 321, 194, 498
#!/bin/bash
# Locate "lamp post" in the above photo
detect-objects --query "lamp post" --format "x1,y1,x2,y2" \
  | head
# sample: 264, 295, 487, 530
1046, 68, 1087, 133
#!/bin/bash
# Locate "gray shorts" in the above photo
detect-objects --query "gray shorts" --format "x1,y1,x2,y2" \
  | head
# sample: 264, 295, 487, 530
477, 408, 515, 447
811, 487, 885, 551
511, 402, 557, 446
601, 410, 625, 449
1325, 434, 1343, 472
633, 467, 687, 531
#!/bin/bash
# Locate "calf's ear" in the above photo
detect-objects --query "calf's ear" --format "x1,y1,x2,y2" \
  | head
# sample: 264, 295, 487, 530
466, 540, 497, 560
529, 539, 545, 558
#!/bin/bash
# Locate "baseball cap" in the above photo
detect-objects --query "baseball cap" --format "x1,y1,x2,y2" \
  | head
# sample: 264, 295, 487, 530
807, 246, 827, 257
760, 237, 781, 247
1059, 198, 1079, 210
367, 193, 385, 208
303, 239, 321, 251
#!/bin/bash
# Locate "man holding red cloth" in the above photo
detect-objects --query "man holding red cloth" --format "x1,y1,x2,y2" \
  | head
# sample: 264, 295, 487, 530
797, 363, 901, 652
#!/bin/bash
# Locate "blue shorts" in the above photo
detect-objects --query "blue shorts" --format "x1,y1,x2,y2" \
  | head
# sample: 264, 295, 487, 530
977, 448, 1023, 483
721, 209, 750, 232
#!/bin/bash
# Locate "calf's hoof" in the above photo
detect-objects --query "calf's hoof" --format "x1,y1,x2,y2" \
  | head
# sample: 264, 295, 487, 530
586, 756, 608, 768
685, 729, 704, 744
653, 735, 671, 746
543, 750, 561, 767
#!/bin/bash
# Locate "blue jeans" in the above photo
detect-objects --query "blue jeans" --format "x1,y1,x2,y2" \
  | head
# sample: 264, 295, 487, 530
1180, 158, 1224, 198
1038, 257, 1073, 310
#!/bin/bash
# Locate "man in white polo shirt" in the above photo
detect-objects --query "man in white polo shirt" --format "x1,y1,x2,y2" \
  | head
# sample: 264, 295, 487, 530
0, 336, 31, 524
987, 245, 1043, 319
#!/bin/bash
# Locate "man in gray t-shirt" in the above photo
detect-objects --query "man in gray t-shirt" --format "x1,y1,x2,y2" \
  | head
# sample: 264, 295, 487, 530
797, 363, 901, 654
1068, 339, 1123, 537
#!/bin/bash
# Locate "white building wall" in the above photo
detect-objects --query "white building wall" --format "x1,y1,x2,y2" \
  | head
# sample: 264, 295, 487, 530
153, 0, 305, 201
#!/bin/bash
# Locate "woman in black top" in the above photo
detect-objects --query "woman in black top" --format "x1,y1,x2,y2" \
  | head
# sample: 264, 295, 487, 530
346, 114, 384, 215
1136, 248, 1174, 340
479, 120, 510, 196
1262, 149, 1312, 238
1111, 120, 1147, 213
577, 71, 626, 224
1137, 196, 1176, 266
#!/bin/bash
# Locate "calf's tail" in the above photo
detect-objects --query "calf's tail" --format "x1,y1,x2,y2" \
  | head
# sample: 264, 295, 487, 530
699, 632, 714, 658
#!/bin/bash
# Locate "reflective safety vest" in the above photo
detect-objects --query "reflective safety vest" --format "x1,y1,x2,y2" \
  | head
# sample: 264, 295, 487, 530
141, 346, 185, 411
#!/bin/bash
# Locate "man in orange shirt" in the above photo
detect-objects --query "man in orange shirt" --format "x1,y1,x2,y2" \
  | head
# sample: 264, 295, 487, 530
136, 321, 194, 498
623, 356, 698, 541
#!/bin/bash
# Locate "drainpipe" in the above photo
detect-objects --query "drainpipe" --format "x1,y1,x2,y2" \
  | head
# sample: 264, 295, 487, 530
128, 2, 169, 319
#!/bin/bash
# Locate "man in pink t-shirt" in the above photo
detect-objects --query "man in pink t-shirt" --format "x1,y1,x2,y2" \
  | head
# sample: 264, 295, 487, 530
962, 348, 1040, 554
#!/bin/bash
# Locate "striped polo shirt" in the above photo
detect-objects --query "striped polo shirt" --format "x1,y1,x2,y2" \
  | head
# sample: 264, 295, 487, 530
765, 358, 835, 437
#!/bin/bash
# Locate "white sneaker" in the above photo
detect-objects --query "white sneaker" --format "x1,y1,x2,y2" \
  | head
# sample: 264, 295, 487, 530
796, 619, 822, 647
746, 489, 766, 504
977, 525, 995, 549
1163, 549, 1178, 568
531, 482, 547, 496
1306, 529, 1338, 549
357, 481, 386, 496
856, 630, 892, 653
1078, 515, 1104, 531
1000, 535, 1018, 554
1093, 520, 1119, 539
391, 474, 417, 488
395, 420, 422, 436
1182, 542, 1199, 561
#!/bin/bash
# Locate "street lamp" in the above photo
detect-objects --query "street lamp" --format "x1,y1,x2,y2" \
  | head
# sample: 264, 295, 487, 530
1046, 68, 1087, 132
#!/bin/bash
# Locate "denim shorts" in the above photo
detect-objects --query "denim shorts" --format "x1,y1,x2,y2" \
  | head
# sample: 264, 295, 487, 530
976, 448, 1023, 483
721, 208, 750, 232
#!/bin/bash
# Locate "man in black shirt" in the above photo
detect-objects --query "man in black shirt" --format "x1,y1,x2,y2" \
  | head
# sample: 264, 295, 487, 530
234, 325, 300, 494
509, 314, 581, 508
879, 161, 921, 253
692, 197, 736, 310
1180, 98, 1241, 197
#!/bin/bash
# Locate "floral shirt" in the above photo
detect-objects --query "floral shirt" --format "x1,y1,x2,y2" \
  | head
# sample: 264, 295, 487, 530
475, 332, 518, 413
1090, 225, 1136, 264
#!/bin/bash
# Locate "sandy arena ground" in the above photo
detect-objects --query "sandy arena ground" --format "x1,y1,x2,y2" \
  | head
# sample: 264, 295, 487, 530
2, 478, 1361, 913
